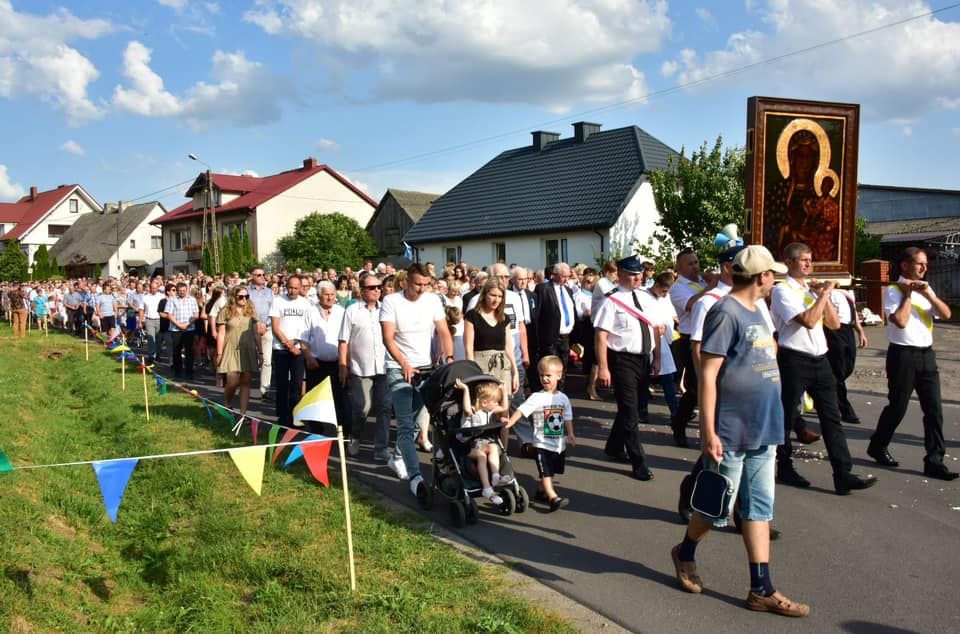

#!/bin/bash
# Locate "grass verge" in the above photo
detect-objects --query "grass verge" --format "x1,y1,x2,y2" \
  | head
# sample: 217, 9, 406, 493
0, 331, 575, 633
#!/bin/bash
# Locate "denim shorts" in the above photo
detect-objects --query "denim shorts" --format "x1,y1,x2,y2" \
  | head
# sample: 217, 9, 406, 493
702, 445, 776, 527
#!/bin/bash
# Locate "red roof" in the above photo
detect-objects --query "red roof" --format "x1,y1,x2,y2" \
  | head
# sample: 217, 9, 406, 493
153, 160, 376, 225
0, 185, 88, 241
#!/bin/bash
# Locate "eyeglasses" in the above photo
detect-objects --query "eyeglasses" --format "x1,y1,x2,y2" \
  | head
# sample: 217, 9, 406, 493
362, 285, 382, 290
237, 294, 249, 299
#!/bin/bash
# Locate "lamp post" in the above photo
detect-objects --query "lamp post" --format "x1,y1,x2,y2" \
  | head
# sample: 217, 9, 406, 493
188, 153, 219, 274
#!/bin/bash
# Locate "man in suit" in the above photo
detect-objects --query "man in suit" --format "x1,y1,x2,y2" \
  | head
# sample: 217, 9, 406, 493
533, 262, 576, 389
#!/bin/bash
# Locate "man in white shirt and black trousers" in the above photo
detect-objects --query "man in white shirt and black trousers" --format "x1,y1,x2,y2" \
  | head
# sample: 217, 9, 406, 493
868, 247, 957, 480
594, 255, 661, 481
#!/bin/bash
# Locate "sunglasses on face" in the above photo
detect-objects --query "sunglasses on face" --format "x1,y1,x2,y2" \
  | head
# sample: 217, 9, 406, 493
237, 294, 249, 299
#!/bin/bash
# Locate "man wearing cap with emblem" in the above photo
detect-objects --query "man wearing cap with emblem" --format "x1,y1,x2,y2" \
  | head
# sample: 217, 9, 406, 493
867, 247, 957, 480
594, 255, 660, 481
770, 242, 876, 494
671, 245, 809, 618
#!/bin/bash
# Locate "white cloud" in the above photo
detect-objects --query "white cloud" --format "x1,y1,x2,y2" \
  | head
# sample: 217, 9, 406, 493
112, 41, 297, 128
156, 0, 188, 11
902, 126, 913, 137
315, 138, 341, 151
60, 140, 85, 155
663, 0, 960, 122
953, 127, 960, 136
0, 0, 117, 125
244, 0, 671, 109
695, 7, 718, 30
0, 164, 25, 201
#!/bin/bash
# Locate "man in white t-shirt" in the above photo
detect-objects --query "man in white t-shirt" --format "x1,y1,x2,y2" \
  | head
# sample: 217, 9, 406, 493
270, 276, 316, 426
381, 263, 454, 499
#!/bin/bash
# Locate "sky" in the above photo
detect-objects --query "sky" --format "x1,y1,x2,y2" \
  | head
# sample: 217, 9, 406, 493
1, 0, 958, 214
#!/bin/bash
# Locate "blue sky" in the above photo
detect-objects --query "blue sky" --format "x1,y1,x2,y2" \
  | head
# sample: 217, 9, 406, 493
1, 0, 958, 214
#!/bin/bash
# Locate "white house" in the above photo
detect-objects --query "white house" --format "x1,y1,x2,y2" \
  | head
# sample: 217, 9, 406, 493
403, 122, 678, 269
154, 157, 377, 275
49, 201, 167, 279
0, 184, 101, 265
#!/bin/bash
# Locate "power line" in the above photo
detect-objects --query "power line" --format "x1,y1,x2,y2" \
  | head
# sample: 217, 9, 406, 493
346, 2, 960, 173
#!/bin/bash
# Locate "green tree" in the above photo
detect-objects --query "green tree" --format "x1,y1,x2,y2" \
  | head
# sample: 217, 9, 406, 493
202, 241, 214, 275
277, 212, 378, 272
94, 263, 102, 280
33, 244, 51, 279
0, 240, 29, 281
854, 215, 883, 275
640, 136, 746, 269
227, 226, 242, 274
240, 228, 257, 271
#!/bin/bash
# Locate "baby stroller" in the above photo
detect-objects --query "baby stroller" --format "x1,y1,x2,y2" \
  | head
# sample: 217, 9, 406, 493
416, 360, 529, 527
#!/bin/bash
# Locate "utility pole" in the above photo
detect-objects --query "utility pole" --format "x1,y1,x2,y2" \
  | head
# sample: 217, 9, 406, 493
208, 168, 219, 274
116, 199, 122, 278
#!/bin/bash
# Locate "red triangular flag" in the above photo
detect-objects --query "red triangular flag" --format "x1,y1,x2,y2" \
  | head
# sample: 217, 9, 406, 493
271, 429, 303, 465
301, 439, 333, 487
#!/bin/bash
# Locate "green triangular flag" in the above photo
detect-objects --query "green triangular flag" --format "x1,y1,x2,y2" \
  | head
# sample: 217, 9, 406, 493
267, 424, 280, 464
0, 449, 13, 473
159, 382, 168, 396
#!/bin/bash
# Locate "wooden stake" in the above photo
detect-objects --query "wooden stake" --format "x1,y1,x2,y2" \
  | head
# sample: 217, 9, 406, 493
142, 365, 150, 421
84, 325, 89, 360
121, 351, 126, 391
337, 426, 357, 591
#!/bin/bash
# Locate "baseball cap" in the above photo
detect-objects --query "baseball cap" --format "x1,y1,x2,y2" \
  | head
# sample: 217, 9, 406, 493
732, 245, 788, 275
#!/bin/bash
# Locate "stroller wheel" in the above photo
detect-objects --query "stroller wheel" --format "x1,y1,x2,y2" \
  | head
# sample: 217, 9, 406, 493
449, 500, 467, 528
499, 488, 516, 516
464, 497, 479, 525
417, 480, 434, 511
514, 486, 529, 513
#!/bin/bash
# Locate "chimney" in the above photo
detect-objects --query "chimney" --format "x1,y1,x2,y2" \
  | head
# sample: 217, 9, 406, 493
573, 121, 601, 143
303, 157, 318, 170
531, 131, 560, 151
29, 186, 38, 200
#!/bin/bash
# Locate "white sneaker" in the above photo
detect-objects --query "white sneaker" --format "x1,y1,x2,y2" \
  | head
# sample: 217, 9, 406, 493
496, 473, 514, 486
346, 437, 360, 457
482, 487, 503, 505
491, 473, 501, 487
410, 474, 424, 496
388, 453, 409, 480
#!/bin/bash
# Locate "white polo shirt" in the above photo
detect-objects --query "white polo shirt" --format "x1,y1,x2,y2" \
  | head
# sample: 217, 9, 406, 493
593, 286, 659, 355
670, 275, 706, 335
340, 302, 386, 377
305, 303, 345, 362
829, 289, 856, 326
689, 281, 732, 343
884, 277, 937, 347
770, 275, 827, 356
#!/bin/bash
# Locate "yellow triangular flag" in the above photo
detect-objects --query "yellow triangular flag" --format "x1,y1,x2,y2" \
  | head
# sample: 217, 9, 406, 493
228, 446, 266, 496
293, 377, 338, 426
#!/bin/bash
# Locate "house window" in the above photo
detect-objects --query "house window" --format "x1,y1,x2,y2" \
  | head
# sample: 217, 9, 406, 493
69, 199, 79, 213
129, 239, 136, 249
0, 224, 6, 235
445, 246, 461, 265
545, 238, 567, 266
151, 236, 162, 249
48, 224, 69, 238
493, 242, 506, 263
171, 229, 191, 251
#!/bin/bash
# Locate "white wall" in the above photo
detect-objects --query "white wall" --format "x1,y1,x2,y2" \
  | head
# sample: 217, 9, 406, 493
608, 177, 660, 259
415, 230, 612, 270
254, 170, 375, 260
21, 189, 99, 264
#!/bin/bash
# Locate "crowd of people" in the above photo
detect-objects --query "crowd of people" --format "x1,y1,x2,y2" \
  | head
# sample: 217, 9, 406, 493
1, 242, 954, 618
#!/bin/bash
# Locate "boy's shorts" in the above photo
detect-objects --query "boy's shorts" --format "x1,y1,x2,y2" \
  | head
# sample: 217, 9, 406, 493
126, 316, 138, 331
535, 448, 565, 478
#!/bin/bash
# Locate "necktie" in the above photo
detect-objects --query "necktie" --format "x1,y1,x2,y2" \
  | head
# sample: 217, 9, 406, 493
632, 290, 652, 355
560, 286, 570, 327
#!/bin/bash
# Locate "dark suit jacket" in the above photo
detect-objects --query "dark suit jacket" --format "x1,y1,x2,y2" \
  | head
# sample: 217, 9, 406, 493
533, 281, 576, 357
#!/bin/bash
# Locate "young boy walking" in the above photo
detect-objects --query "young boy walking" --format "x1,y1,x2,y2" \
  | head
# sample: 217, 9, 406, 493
506, 355, 575, 512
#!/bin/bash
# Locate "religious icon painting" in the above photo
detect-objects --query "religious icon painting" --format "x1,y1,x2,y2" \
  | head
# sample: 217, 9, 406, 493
744, 97, 860, 277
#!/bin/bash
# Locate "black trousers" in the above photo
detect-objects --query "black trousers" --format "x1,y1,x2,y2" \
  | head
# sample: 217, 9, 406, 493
273, 349, 306, 426
306, 360, 352, 436
69, 308, 84, 336
825, 323, 858, 419
871, 344, 946, 466
170, 330, 195, 377
604, 349, 650, 467
671, 334, 697, 432
536, 333, 570, 391
776, 347, 852, 475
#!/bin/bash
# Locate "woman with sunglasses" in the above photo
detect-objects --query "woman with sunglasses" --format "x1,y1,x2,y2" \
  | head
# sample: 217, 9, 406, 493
216, 285, 263, 415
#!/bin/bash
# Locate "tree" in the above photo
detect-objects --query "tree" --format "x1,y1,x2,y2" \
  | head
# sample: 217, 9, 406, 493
854, 215, 882, 275
33, 244, 52, 280
240, 228, 257, 272
277, 212, 378, 272
227, 226, 242, 274
0, 239, 29, 281
639, 136, 746, 269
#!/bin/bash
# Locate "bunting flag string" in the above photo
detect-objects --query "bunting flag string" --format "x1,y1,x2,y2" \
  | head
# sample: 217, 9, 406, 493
228, 446, 267, 496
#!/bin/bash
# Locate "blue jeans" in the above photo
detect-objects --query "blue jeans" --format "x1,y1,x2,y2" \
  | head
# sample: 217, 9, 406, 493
701, 445, 776, 527
386, 368, 424, 480
640, 372, 679, 414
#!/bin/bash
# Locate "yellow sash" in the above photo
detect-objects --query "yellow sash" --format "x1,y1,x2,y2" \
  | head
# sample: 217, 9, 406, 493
887, 285, 933, 332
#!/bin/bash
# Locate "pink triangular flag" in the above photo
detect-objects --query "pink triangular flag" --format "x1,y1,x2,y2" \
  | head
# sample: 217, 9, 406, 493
250, 418, 260, 444
228, 446, 266, 496
271, 429, 303, 465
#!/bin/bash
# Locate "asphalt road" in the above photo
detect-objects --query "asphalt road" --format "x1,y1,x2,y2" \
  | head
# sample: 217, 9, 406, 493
183, 324, 960, 633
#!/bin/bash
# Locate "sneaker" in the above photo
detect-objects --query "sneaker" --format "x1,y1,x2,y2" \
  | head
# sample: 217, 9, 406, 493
388, 453, 409, 480
482, 487, 503, 505
346, 437, 360, 458
410, 475, 424, 497
495, 473, 514, 486
373, 448, 390, 463
491, 473, 501, 487
745, 591, 810, 617
671, 545, 703, 593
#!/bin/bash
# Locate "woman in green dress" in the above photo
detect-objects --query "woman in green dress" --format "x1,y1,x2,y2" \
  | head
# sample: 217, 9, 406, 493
216, 285, 262, 415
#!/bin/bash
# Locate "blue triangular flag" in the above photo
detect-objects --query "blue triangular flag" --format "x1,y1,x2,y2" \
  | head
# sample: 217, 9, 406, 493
283, 434, 327, 467
92, 459, 139, 523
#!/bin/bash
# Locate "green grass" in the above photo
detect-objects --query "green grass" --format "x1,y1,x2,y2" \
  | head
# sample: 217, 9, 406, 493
0, 331, 575, 633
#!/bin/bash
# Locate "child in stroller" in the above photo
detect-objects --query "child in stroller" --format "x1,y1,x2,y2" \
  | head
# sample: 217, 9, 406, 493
454, 377, 513, 505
